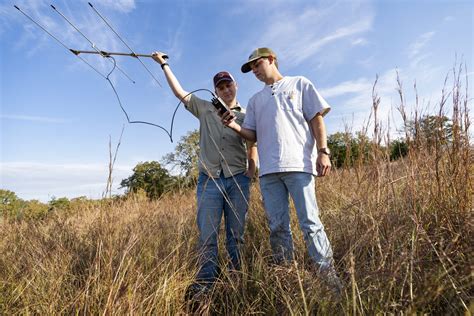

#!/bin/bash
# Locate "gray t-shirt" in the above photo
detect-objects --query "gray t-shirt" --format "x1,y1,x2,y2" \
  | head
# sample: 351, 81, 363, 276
242, 76, 330, 176
186, 95, 248, 178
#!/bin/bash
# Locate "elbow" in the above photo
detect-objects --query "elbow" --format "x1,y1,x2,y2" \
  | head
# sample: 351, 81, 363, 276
247, 134, 257, 142
172, 88, 188, 101
174, 91, 184, 100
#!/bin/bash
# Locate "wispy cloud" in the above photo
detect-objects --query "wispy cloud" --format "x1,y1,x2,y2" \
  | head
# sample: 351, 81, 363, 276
319, 78, 373, 98
247, 1, 374, 69
351, 38, 368, 46
408, 31, 435, 59
444, 16, 454, 22
162, 6, 187, 64
323, 60, 465, 139
6, 0, 137, 80
1, 114, 70, 123
289, 19, 373, 67
95, 0, 136, 13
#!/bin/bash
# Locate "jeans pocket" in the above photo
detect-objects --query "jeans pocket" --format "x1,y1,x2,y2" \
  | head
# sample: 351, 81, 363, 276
242, 173, 253, 183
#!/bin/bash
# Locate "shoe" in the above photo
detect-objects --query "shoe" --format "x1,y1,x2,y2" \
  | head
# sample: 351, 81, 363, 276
184, 282, 211, 313
321, 267, 344, 300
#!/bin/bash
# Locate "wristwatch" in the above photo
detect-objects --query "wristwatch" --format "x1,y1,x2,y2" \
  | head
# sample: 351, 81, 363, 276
318, 147, 331, 156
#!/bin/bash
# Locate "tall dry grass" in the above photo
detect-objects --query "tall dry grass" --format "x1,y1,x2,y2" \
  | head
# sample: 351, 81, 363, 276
1, 67, 472, 314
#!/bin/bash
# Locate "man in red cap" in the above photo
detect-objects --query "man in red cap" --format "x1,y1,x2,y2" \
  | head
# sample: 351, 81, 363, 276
151, 52, 257, 299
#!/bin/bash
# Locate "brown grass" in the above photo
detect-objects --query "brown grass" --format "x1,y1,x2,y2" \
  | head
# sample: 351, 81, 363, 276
0, 68, 472, 315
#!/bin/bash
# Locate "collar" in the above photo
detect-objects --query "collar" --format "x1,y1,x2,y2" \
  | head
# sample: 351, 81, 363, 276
265, 76, 286, 89
230, 102, 242, 112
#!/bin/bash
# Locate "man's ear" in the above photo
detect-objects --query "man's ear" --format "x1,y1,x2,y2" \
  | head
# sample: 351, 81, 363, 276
268, 55, 275, 65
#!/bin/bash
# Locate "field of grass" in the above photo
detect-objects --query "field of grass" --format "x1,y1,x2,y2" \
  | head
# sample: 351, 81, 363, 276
1, 73, 472, 314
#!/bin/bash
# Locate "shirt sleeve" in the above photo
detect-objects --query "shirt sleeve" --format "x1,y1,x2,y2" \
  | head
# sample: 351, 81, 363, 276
185, 94, 208, 118
301, 77, 331, 121
242, 97, 257, 131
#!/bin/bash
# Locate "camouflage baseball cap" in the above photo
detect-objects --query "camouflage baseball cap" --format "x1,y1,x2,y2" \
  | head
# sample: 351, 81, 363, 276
241, 47, 277, 73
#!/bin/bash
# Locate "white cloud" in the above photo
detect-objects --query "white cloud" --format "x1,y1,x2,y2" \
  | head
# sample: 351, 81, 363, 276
7, 1, 136, 81
324, 60, 468, 140
163, 10, 187, 63
444, 16, 454, 22
408, 31, 435, 59
322, 71, 394, 136
289, 19, 373, 67
0, 161, 134, 202
352, 38, 368, 46
319, 78, 373, 98
0, 114, 70, 123
95, 0, 136, 13
244, 1, 374, 69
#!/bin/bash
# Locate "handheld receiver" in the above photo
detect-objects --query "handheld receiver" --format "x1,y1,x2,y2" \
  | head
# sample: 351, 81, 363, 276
211, 96, 232, 116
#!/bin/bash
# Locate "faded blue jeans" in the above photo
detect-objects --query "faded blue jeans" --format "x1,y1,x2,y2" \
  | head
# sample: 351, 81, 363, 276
259, 172, 334, 271
195, 171, 250, 284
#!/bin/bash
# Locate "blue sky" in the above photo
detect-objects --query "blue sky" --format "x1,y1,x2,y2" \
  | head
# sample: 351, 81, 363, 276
1, 0, 472, 201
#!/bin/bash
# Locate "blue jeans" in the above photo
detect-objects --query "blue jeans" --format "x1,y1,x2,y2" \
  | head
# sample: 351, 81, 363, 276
195, 171, 250, 283
259, 172, 334, 271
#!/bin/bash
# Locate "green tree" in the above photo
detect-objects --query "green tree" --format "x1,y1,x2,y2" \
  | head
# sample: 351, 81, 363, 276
120, 161, 173, 200
49, 197, 71, 212
22, 200, 49, 220
1, 190, 52, 220
405, 115, 453, 148
389, 138, 409, 161
161, 129, 200, 186
0, 189, 23, 217
327, 132, 371, 168
327, 132, 353, 168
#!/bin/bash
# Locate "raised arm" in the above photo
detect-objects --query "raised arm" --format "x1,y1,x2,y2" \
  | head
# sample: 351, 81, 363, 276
151, 51, 191, 105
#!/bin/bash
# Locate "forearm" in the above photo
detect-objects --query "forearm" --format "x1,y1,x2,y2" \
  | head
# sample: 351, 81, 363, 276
161, 65, 190, 103
309, 113, 328, 149
247, 142, 258, 170
228, 121, 257, 142
151, 52, 190, 103
310, 113, 332, 176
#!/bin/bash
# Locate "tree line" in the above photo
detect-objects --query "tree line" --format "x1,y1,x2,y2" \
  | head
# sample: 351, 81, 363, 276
120, 114, 454, 199
0, 114, 454, 218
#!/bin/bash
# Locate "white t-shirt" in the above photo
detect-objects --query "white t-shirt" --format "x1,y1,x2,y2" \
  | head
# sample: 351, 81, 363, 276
242, 76, 330, 176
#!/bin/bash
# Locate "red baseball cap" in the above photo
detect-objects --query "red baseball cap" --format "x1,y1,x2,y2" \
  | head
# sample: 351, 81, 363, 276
213, 71, 235, 88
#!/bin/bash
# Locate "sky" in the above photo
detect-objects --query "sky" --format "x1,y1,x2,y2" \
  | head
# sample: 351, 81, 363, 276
1, 0, 473, 202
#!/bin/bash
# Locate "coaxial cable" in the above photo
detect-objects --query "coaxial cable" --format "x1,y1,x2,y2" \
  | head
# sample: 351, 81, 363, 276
14, 4, 216, 143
